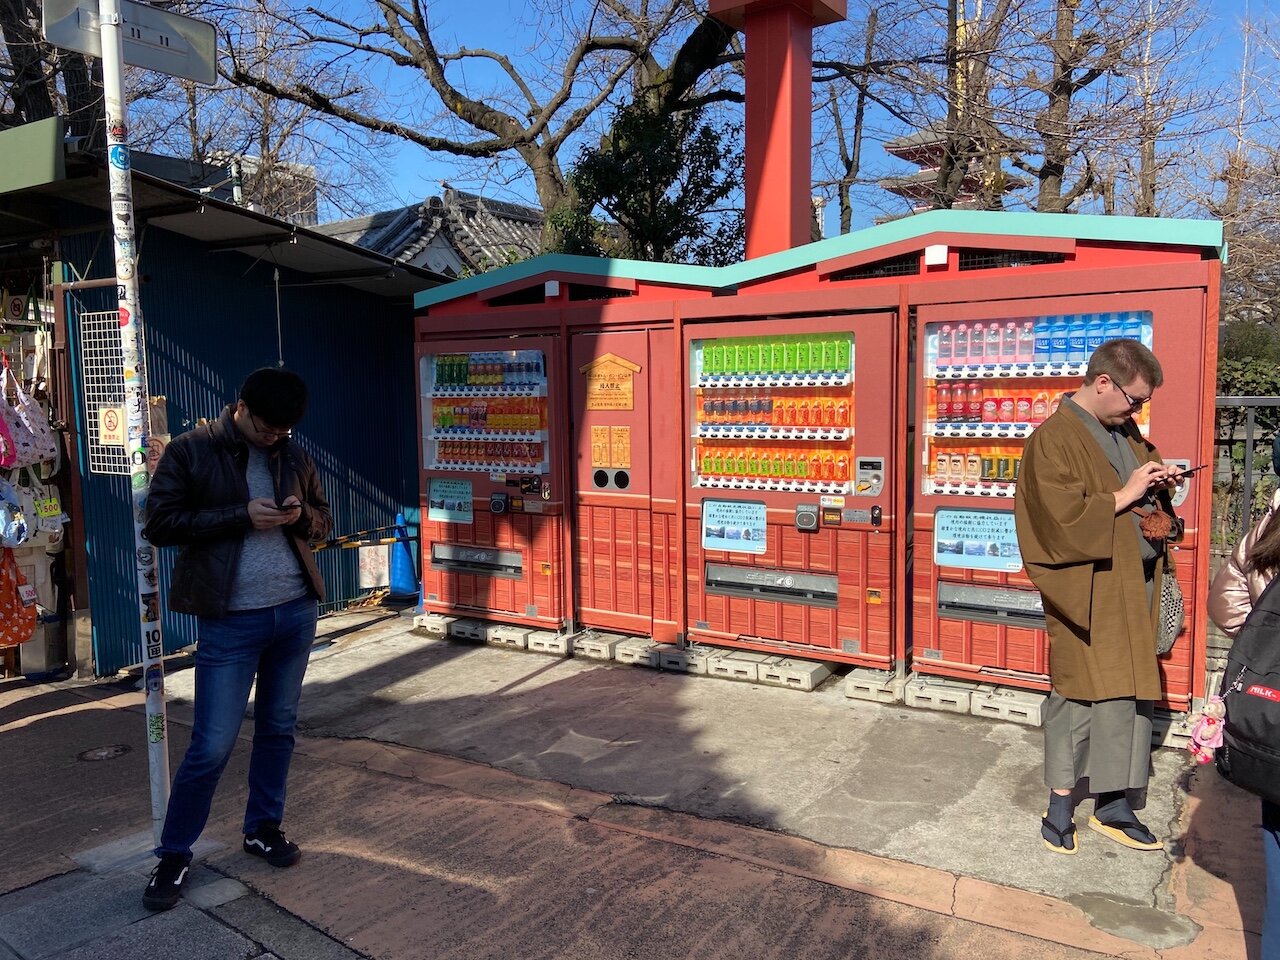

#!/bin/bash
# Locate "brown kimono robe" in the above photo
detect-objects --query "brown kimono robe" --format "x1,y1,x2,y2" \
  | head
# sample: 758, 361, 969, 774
1013, 404, 1168, 703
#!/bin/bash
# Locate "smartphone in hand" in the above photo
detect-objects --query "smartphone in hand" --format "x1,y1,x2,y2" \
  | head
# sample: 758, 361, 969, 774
1171, 463, 1208, 482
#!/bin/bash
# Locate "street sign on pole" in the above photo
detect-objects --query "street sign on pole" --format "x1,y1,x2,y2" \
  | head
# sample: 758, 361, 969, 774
42, 0, 216, 85
43, 0, 216, 848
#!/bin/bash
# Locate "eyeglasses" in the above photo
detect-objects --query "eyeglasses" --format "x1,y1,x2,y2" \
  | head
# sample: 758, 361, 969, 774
248, 410, 292, 441
1112, 380, 1151, 410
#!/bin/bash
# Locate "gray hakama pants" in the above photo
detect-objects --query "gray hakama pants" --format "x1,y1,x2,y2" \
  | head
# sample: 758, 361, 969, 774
1043, 694, 1154, 793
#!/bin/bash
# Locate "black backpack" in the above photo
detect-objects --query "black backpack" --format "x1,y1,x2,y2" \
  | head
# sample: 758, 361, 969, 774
1216, 574, 1280, 805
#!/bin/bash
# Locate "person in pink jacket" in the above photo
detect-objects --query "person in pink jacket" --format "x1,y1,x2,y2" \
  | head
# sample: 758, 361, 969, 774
1208, 486, 1280, 960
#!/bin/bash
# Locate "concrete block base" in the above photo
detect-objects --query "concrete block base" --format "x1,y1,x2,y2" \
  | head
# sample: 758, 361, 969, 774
447, 619, 486, 641
486, 625, 531, 650
655, 644, 710, 675
527, 631, 572, 657
903, 676, 973, 714
413, 614, 457, 639
844, 668, 905, 704
706, 650, 774, 682
614, 637, 659, 667
574, 632, 628, 660
758, 657, 832, 692
970, 687, 1046, 726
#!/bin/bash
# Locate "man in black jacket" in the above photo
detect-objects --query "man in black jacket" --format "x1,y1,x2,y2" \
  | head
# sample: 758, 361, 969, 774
140, 367, 331, 911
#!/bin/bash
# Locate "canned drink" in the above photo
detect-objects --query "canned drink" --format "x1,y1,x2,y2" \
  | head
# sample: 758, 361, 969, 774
1011, 456, 1021, 479
981, 455, 997, 480
996, 456, 1014, 481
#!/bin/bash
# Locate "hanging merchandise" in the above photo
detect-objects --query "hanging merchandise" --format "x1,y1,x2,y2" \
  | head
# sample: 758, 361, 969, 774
0, 403, 15, 469
0, 478, 28, 549
0, 547, 38, 648
2, 358, 58, 467
13, 468, 63, 547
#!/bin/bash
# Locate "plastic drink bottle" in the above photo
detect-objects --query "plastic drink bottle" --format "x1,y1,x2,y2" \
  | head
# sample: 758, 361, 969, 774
1032, 392, 1049, 423
936, 383, 952, 422
985, 322, 1002, 363
835, 399, 850, 426
795, 339, 812, 374
1066, 316, 1087, 363
746, 342, 761, 376
982, 395, 999, 423
1013, 321, 1033, 364
1085, 313, 1106, 357
1049, 317, 1069, 363
770, 340, 785, 374
1001, 321, 1018, 363
1121, 311, 1143, 342
937, 324, 954, 365
1033, 320, 1052, 363
835, 338, 851, 373
1016, 396, 1032, 422
970, 322, 986, 362
998, 396, 1015, 422
967, 382, 983, 422
954, 323, 970, 363
821, 339, 838, 373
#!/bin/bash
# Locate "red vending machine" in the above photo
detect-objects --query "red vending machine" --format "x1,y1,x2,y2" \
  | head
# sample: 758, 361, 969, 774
417, 337, 566, 629
683, 313, 901, 667
912, 280, 1216, 710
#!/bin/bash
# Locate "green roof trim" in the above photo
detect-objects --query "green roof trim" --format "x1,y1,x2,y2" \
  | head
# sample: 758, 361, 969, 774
414, 209, 1224, 310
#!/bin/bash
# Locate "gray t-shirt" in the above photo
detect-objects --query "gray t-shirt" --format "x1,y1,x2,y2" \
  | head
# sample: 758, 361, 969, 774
228, 445, 309, 611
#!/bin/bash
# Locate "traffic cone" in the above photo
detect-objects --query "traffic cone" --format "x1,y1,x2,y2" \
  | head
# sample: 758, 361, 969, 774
387, 511, 419, 602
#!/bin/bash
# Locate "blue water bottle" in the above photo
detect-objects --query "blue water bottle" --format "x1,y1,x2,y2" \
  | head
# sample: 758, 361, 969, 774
1049, 316, 1069, 364
1033, 318, 1052, 364
1121, 310, 1144, 343
1085, 313, 1106, 357
1066, 315, 1087, 364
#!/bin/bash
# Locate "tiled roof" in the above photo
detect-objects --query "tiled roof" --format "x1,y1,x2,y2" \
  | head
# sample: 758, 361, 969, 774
316, 188, 543, 274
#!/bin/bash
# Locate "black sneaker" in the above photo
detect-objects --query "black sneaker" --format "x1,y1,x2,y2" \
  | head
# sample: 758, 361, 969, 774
142, 854, 189, 911
243, 823, 301, 867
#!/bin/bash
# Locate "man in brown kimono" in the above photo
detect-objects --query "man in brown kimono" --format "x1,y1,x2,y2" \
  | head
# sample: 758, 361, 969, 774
1014, 338, 1179, 854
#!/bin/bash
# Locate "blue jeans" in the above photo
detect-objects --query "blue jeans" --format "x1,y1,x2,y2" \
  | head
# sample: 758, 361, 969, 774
157, 595, 317, 859
1265, 799, 1279, 960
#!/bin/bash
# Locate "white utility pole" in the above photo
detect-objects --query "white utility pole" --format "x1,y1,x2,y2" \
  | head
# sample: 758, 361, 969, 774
43, 0, 216, 847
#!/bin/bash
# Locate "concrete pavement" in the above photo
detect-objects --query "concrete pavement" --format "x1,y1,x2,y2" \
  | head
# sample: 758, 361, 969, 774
0, 609, 1265, 958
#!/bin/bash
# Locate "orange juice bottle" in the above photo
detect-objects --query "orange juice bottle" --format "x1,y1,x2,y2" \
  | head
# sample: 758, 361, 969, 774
822, 398, 836, 426
835, 398, 850, 426
809, 451, 822, 478
822, 452, 835, 480
835, 454, 849, 481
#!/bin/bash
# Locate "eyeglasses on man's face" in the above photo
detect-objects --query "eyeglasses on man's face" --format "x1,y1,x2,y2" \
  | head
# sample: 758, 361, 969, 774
248, 410, 292, 441
1112, 379, 1151, 410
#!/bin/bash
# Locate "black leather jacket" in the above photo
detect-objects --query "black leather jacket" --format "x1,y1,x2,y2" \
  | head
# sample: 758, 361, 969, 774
142, 406, 332, 617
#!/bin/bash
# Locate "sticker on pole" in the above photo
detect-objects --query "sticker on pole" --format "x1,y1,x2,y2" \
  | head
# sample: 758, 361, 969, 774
98, 406, 126, 446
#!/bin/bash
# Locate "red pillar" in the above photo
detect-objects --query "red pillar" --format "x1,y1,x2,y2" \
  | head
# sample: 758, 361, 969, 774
711, 0, 846, 258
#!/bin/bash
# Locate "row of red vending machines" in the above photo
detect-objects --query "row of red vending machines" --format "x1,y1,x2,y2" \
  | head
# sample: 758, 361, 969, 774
412, 212, 1222, 711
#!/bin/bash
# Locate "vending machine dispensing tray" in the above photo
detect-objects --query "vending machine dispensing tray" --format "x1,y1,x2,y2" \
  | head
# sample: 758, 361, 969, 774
430, 543, 524, 580
935, 582, 1045, 630
704, 562, 840, 608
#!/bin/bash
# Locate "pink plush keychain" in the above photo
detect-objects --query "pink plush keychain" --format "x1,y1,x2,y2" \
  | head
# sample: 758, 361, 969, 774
1187, 695, 1226, 764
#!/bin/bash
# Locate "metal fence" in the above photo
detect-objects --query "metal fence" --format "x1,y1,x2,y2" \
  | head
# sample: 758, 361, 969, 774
1208, 395, 1280, 668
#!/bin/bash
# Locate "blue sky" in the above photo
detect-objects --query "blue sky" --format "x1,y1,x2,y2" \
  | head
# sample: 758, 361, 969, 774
358, 0, 1263, 235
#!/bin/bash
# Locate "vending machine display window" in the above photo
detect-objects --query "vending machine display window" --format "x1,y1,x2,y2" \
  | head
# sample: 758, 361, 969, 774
422, 349, 550, 474
921, 311, 1153, 497
690, 333, 855, 495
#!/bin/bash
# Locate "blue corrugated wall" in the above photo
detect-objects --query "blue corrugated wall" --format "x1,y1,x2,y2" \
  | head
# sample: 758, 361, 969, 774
62, 227, 421, 675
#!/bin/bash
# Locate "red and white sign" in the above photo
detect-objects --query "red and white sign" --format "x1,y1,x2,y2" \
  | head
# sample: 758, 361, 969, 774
1246, 683, 1279, 703
98, 406, 126, 446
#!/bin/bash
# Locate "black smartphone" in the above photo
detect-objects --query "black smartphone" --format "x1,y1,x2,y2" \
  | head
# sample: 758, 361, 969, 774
1171, 463, 1208, 480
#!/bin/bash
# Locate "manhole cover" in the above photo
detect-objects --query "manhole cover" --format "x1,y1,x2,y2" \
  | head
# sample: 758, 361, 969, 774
77, 744, 131, 762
